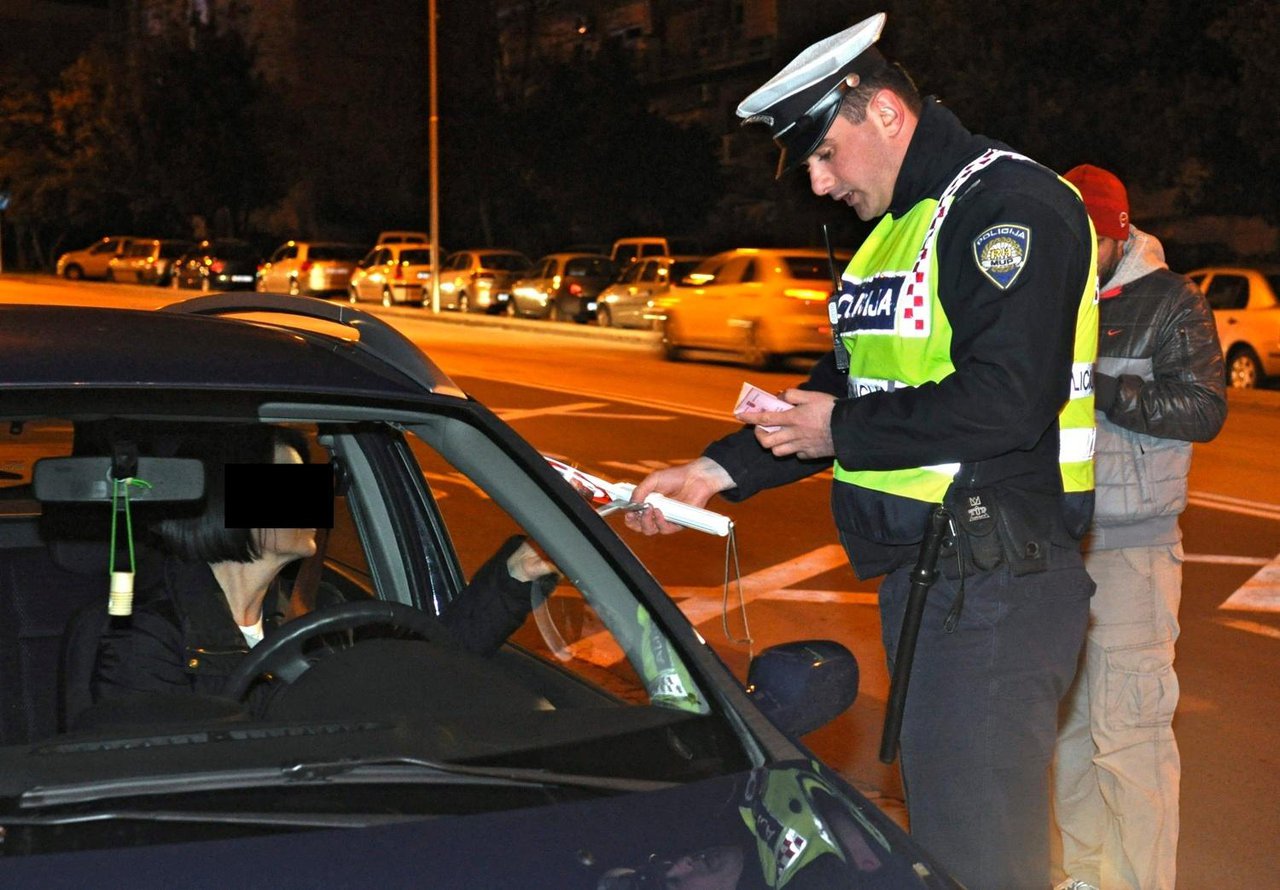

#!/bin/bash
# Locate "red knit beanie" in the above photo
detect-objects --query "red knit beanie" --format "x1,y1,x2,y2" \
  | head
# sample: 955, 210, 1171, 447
1063, 164, 1130, 242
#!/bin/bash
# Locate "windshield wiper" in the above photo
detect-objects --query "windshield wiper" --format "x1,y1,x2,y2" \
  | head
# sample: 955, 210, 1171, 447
20, 756, 675, 809
1, 809, 423, 830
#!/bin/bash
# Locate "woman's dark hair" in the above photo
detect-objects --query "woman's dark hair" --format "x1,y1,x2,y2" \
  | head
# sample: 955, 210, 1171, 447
151, 425, 311, 563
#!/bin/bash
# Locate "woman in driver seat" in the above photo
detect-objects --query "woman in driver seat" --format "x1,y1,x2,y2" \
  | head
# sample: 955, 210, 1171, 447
90, 425, 558, 711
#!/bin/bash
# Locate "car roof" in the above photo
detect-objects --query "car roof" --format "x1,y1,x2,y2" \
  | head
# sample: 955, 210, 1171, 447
0, 298, 464, 416
540, 252, 611, 261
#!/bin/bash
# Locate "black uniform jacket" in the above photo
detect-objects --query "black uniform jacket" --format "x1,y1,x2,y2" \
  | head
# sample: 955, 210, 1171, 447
705, 99, 1095, 577
92, 535, 551, 704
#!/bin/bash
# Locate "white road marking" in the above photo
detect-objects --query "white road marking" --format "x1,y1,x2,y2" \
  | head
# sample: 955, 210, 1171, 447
1218, 618, 1280, 641
669, 586, 878, 607
423, 470, 489, 499
1188, 490, 1280, 521
667, 545, 851, 625
480, 380, 732, 423
558, 546, 857, 666
600, 458, 832, 485
1220, 554, 1280, 613
494, 400, 671, 423
1185, 554, 1271, 566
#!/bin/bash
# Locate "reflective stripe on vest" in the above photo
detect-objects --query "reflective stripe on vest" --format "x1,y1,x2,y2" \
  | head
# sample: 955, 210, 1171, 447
831, 149, 1098, 503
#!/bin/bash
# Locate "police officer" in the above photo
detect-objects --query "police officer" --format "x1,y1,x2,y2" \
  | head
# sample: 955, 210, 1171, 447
627, 12, 1098, 888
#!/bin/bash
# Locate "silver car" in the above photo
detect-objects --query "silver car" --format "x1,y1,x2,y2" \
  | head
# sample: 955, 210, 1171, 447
257, 241, 366, 297
349, 244, 435, 306
56, 236, 148, 281
107, 239, 194, 286
595, 255, 704, 329
439, 249, 532, 313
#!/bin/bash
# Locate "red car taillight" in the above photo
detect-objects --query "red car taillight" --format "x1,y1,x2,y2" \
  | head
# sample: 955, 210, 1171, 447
568, 282, 583, 296
394, 263, 404, 280
209, 260, 226, 274
300, 260, 313, 274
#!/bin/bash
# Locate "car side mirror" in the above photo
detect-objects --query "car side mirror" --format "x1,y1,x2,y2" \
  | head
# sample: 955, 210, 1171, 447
746, 639, 858, 737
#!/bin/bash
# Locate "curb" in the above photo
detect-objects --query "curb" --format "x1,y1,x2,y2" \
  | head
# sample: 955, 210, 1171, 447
377, 301, 663, 347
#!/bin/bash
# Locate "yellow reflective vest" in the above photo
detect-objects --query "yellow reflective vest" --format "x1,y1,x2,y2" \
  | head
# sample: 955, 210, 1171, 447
832, 149, 1098, 512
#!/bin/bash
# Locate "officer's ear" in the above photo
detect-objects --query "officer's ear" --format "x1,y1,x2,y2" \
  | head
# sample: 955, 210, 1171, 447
868, 88, 908, 139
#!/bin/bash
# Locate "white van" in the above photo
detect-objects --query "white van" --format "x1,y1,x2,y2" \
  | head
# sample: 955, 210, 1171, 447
375, 231, 430, 246
610, 237, 670, 267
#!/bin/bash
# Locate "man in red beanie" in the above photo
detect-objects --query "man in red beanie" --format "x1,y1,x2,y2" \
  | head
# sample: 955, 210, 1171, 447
1052, 164, 1227, 890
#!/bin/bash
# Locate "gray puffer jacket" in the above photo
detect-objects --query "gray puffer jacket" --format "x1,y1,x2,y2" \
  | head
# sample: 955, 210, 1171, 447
1089, 226, 1227, 550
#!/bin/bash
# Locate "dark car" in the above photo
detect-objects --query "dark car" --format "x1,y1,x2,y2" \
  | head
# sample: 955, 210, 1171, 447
170, 239, 262, 291
0, 294, 959, 888
508, 252, 616, 322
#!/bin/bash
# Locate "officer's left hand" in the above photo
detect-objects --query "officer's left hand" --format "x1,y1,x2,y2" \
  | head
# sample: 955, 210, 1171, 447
739, 388, 836, 460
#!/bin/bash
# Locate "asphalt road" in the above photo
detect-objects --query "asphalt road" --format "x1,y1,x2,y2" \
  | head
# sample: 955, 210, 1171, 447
7, 275, 1280, 888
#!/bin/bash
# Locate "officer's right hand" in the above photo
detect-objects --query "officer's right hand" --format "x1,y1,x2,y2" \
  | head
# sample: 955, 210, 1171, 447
624, 457, 734, 536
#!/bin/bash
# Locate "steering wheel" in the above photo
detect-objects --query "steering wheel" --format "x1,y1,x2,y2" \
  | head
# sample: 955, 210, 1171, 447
221, 600, 451, 701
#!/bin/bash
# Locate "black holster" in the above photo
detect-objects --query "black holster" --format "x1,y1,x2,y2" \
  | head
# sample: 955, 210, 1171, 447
939, 486, 1056, 579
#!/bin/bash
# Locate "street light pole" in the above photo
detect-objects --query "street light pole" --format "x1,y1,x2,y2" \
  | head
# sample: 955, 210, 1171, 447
0, 191, 9, 275
428, 0, 441, 313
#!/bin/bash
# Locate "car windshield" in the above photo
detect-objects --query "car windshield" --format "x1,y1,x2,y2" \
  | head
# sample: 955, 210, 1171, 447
0, 411, 737, 799
565, 257, 612, 277
1266, 273, 1280, 300
671, 259, 703, 281
781, 256, 836, 280
481, 254, 530, 272
310, 245, 365, 261
212, 241, 257, 259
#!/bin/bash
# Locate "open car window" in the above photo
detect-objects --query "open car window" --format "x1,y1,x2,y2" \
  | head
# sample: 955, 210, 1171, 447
403, 416, 709, 714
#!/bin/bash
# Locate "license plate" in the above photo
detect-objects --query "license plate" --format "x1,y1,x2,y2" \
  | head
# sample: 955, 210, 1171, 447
231, 275, 253, 282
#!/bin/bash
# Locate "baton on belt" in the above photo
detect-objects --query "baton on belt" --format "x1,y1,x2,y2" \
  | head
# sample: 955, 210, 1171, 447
879, 505, 952, 764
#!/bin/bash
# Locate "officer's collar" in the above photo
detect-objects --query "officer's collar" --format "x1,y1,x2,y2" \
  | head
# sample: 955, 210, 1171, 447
887, 98, 990, 218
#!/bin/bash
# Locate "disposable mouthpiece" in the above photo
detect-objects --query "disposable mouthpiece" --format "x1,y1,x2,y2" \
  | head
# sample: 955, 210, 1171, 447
108, 570, 135, 617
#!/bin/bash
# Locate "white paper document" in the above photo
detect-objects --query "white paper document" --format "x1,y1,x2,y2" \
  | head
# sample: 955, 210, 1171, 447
733, 382, 794, 432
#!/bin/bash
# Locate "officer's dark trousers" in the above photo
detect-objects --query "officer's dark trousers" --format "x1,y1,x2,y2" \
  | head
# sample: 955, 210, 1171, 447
874, 543, 1093, 889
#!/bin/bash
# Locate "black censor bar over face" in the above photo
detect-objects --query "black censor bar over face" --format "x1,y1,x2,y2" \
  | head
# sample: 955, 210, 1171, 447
224, 463, 334, 529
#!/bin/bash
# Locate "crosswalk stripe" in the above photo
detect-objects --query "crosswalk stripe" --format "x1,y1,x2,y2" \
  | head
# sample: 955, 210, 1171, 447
1218, 618, 1280, 641
1220, 554, 1280, 613
1188, 491, 1280, 521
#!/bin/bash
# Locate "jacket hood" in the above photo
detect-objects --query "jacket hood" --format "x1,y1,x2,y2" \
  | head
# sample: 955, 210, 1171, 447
1104, 225, 1167, 292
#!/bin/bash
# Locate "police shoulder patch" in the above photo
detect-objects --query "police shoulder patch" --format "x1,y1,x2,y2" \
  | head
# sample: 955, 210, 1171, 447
972, 224, 1031, 290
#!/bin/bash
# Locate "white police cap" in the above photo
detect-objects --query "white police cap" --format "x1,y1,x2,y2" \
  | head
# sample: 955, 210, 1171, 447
737, 12, 888, 177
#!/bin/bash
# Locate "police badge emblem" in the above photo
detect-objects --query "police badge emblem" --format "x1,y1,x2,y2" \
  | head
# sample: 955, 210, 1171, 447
972, 224, 1031, 289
